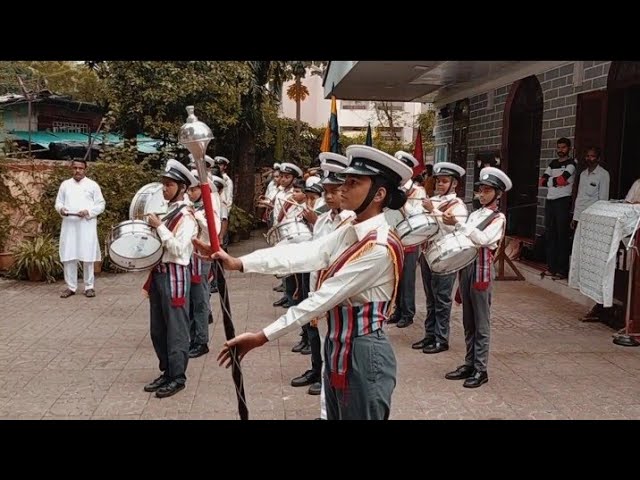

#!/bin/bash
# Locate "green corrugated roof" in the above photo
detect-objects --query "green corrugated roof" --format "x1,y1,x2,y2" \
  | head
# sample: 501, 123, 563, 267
6, 131, 163, 154
6, 131, 62, 148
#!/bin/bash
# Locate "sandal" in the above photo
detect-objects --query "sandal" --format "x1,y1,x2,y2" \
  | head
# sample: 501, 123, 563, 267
60, 289, 75, 298
540, 270, 554, 279
84, 289, 96, 298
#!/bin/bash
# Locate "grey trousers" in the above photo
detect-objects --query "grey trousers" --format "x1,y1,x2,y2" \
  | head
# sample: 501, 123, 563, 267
323, 329, 397, 420
189, 261, 210, 347
149, 270, 191, 385
419, 255, 456, 344
459, 262, 492, 372
395, 249, 419, 320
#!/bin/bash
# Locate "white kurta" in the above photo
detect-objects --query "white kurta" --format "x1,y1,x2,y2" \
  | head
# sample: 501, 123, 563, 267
55, 177, 106, 262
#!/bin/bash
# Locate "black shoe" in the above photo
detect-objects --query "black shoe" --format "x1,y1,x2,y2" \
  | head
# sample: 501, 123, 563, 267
210, 284, 218, 294
155, 380, 186, 398
291, 370, 319, 387
308, 382, 322, 395
300, 344, 312, 355
273, 285, 284, 292
189, 344, 209, 358
281, 301, 291, 308
291, 340, 307, 353
463, 371, 489, 388
445, 365, 475, 380
208, 312, 213, 324
412, 336, 434, 350
273, 297, 288, 307
144, 374, 168, 392
423, 342, 449, 354
397, 317, 414, 328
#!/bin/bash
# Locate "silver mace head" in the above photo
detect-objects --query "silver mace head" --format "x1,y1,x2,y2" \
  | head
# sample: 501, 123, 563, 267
179, 105, 213, 182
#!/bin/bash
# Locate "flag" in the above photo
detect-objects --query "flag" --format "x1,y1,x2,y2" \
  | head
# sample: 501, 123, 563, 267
412, 127, 425, 177
320, 120, 331, 152
365, 123, 373, 146
329, 94, 340, 154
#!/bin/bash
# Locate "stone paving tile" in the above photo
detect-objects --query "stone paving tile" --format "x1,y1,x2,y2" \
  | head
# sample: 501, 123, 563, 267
3, 229, 640, 420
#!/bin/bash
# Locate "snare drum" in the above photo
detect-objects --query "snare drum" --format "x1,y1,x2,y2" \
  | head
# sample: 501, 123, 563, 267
425, 232, 477, 275
272, 219, 312, 245
107, 220, 163, 272
395, 213, 439, 246
129, 182, 167, 221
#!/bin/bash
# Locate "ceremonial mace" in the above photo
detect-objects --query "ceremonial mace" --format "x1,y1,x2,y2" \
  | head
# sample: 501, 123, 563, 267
179, 106, 249, 419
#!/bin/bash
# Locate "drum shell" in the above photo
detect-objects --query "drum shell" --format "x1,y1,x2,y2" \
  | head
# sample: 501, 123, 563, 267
395, 213, 439, 246
425, 232, 478, 275
273, 219, 312, 245
129, 182, 167, 221
108, 220, 163, 272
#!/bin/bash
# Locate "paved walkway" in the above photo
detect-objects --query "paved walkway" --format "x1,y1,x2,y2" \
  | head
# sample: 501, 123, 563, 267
1, 230, 640, 420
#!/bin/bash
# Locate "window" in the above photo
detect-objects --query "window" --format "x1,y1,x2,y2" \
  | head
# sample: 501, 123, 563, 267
434, 144, 449, 163
52, 121, 89, 133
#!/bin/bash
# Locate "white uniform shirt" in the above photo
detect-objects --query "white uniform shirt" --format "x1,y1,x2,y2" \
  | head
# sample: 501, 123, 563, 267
308, 209, 355, 292
428, 193, 468, 241
573, 165, 610, 221
221, 172, 234, 208
55, 177, 106, 262
456, 207, 505, 250
272, 186, 292, 223
241, 213, 396, 341
155, 202, 197, 266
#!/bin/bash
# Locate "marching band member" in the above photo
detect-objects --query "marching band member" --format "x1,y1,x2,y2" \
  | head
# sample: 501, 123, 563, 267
185, 169, 222, 359
442, 167, 511, 388
388, 151, 425, 329
292, 153, 354, 410
214, 156, 233, 209
196, 145, 412, 420
412, 162, 468, 354
271, 162, 303, 308
143, 160, 198, 398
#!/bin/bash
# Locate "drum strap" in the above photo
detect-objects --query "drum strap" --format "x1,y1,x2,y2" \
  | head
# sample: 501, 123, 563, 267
473, 210, 502, 291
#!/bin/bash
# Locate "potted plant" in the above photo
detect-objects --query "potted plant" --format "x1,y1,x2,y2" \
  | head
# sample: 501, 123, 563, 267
228, 204, 255, 243
10, 234, 63, 283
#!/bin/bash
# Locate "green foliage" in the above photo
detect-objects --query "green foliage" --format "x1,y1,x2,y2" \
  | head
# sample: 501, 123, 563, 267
0, 210, 10, 251
9, 234, 62, 282
32, 159, 159, 272
98, 61, 252, 143
258, 115, 325, 168
416, 109, 436, 154
0, 61, 102, 103
227, 204, 255, 236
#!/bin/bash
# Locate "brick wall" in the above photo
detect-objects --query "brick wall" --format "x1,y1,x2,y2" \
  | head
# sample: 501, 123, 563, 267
434, 61, 612, 233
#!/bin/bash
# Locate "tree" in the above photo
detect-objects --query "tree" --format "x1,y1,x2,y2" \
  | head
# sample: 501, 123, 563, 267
96, 61, 251, 144
416, 108, 436, 155
0, 61, 101, 103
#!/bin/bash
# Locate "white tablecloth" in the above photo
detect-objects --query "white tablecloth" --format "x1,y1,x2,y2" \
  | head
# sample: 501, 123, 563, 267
569, 201, 640, 307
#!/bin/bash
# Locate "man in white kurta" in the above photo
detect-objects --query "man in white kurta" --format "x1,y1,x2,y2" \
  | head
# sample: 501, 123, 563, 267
55, 160, 105, 298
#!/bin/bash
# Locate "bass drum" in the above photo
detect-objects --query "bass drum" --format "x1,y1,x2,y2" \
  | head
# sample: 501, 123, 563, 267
129, 182, 167, 221
425, 232, 478, 275
107, 220, 163, 272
